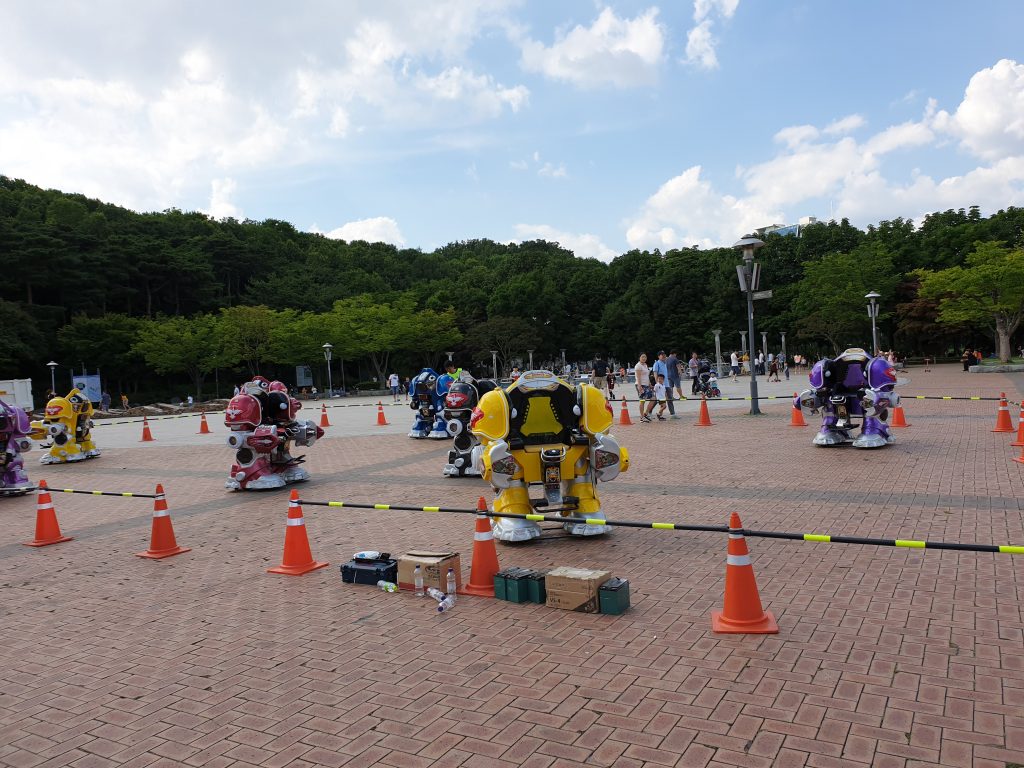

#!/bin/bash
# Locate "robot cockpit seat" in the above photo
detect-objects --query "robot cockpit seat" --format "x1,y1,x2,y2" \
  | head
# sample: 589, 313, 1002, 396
505, 383, 585, 450
821, 358, 865, 395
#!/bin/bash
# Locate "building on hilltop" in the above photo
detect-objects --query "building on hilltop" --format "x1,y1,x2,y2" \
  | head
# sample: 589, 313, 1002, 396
755, 216, 819, 238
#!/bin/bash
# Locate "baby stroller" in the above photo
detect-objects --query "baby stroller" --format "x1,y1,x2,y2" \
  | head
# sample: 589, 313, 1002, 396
694, 360, 721, 398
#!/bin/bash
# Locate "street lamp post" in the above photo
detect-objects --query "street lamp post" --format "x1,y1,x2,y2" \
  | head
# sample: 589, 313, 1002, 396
47, 361, 58, 394
732, 235, 766, 415
865, 292, 881, 355
322, 343, 333, 398
490, 351, 499, 380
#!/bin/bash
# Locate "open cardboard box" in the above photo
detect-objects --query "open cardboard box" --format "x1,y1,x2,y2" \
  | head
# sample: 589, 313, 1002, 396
397, 551, 462, 592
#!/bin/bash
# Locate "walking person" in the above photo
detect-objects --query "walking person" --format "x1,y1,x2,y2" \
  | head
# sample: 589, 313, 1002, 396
688, 352, 700, 394
653, 374, 669, 421
592, 354, 609, 398
388, 372, 400, 403
666, 350, 683, 412
730, 350, 740, 382
961, 348, 973, 372
653, 351, 676, 418
634, 354, 654, 422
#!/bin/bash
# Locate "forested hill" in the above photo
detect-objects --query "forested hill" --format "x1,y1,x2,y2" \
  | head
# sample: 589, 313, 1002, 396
2, 174, 1022, 397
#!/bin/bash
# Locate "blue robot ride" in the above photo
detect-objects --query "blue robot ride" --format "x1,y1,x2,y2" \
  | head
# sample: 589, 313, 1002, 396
408, 367, 451, 439
794, 348, 900, 448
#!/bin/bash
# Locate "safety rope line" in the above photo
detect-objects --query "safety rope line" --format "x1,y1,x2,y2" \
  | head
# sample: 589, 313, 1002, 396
297, 499, 1024, 554
18, 487, 157, 498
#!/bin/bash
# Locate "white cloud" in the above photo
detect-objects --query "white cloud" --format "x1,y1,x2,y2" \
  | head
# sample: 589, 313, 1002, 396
519, 8, 664, 88
824, 114, 866, 135
413, 66, 529, 117
626, 166, 780, 249
205, 178, 242, 220
684, 0, 738, 70
626, 60, 1024, 247
932, 58, 1024, 161
323, 216, 406, 246
694, 0, 739, 22
328, 107, 350, 137
0, 4, 526, 214
512, 224, 617, 262
684, 21, 718, 71
538, 162, 567, 178
774, 124, 819, 149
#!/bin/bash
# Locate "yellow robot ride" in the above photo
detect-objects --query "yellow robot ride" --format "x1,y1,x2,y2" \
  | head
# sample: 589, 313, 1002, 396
30, 388, 101, 464
470, 370, 629, 542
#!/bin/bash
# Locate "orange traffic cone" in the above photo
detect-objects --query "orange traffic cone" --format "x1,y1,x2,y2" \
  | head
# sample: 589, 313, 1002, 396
789, 393, 807, 427
458, 497, 498, 597
993, 393, 1015, 433
891, 404, 909, 428
376, 401, 389, 426
1011, 404, 1024, 447
319, 404, 331, 428
136, 484, 190, 559
696, 394, 713, 427
711, 512, 778, 634
197, 411, 211, 434
618, 395, 633, 426
1013, 441, 1024, 465
23, 480, 73, 547
267, 491, 329, 575
140, 416, 155, 442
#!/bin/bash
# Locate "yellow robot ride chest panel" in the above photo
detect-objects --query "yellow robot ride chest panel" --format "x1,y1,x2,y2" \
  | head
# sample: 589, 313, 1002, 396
519, 396, 564, 439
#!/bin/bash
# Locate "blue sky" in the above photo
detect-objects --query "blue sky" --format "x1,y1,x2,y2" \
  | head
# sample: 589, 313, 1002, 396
1, 1, 1022, 259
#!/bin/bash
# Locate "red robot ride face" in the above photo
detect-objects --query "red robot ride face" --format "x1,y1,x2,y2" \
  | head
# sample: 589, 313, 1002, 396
224, 393, 262, 429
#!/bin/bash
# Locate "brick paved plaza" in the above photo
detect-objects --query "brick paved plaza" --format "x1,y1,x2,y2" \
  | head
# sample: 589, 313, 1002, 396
1, 364, 1022, 768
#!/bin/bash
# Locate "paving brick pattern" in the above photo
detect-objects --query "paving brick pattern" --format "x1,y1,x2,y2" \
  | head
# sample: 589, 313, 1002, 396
1, 365, 1022, 767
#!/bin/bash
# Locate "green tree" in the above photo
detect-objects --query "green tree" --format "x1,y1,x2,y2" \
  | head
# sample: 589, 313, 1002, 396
219, 305, 278, 375
916, 241, 1024, 362
132, 314, 225, 398
463, 316, 540, 375
791, 243, 898, 355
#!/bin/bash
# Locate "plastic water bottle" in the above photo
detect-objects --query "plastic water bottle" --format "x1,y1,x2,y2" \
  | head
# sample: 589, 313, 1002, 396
446, 567, 457, 600
426, 587, 446, 602
414, 565, 424, 596
437, 595, 456, 613
376, 581, 397, 593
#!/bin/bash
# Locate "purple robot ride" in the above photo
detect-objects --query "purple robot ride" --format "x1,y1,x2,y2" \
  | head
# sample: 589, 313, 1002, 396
794, 348, 900, 449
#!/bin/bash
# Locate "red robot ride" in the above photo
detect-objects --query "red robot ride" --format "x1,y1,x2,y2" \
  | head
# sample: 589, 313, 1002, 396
223, 377, 324, 491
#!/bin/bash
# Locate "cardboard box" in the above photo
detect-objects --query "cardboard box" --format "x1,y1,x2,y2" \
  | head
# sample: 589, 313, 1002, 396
397, 551, 462, 592
545, 566, 611, 613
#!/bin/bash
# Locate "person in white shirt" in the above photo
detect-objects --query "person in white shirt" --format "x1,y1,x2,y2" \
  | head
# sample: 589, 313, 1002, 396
388, 372, 400, 402
653, 374, 668, 421
634, 353, 654, 422
730, 351, 740, 381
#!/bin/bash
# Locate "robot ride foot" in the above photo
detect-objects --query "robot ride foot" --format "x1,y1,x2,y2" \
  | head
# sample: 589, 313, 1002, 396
491, 486, 542, 542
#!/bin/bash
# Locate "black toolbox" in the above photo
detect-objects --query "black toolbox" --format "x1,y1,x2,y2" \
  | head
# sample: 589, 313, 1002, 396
340, 553, 398, 585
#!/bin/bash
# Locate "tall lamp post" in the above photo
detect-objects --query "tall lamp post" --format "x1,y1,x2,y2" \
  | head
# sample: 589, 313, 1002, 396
322, 343, 333, 398
47, 361, 58, 394
865, 292, 880, 355
732, 235, 766, 415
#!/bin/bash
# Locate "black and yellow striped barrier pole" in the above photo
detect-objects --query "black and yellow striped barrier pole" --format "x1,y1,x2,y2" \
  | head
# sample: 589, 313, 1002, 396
297, 499, 1024, 555
20, 487, 159, 499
